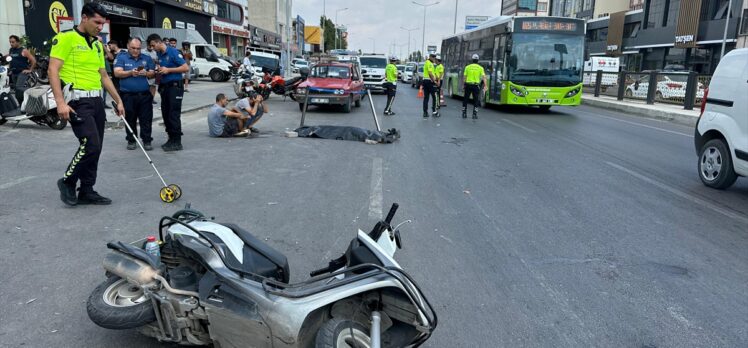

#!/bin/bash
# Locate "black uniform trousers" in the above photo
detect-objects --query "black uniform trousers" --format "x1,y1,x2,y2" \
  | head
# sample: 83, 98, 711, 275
62, 97, 106, 191
159, 81, 184, 140
122, 91, 154, 143
422, 79, 438, 113
383, 82, 397, 112
463, 83, 481, 109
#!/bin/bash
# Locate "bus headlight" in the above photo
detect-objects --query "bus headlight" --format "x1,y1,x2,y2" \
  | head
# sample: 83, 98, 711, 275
510, 86, 527, 97
565, 87, 581, 98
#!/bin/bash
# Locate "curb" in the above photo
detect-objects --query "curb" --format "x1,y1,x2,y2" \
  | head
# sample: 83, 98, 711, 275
582, 97, 698, 127
105, 97, 239, 128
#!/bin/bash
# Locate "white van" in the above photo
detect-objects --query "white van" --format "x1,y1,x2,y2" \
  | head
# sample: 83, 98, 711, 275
583, 57, 619, 86
190, 43, 233, 82
248, 51, 280, 75
694, 48, 748, 189
358, 55, 388, 91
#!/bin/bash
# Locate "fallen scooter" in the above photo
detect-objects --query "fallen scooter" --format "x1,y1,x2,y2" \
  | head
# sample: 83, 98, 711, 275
0, 56, 68, 129
87, 203, 437, 347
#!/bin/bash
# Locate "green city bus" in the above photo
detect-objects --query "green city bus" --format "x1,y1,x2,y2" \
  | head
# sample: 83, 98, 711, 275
441, 16, 586, 110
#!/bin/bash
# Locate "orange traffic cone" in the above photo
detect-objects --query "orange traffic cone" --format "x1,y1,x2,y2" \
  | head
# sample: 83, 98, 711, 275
440, 90, 446, 106
417, 86, 424, 98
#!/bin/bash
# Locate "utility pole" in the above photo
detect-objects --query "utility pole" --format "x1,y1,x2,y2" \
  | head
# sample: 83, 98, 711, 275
720, 0, 733, 59
401, 26, 419, 62
412, 1, 440, 58
285, 0, 291, 77
453, 0, 458, 34
335, 8, 348, 50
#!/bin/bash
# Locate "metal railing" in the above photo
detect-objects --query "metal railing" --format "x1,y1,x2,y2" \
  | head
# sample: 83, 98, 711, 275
583, 70, 712, 110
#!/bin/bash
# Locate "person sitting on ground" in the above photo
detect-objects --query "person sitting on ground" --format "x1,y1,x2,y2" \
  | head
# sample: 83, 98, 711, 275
232, 91, 268, 133
208, 93, 250, 137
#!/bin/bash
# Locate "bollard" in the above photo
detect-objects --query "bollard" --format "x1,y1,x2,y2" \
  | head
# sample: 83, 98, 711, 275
683, 71, 698, 110
646, 70, 658, 105
594, 70, 603, 97
366, 89, 382, 132
617, 71, 627, 101
299, 90, 309, 128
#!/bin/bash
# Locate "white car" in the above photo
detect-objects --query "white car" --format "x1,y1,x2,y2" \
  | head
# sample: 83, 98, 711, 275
402, 63, 415, 83
694, 48, 748, 189
190, 43, 233, 82
249, 51, 280, 75
625, 73, 705, 101
292, 58, 309, 74
358, 55, 387, 91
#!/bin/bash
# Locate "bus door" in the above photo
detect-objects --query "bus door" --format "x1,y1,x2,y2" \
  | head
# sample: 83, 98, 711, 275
490, 35, 505, 102
459, 40, 468, 95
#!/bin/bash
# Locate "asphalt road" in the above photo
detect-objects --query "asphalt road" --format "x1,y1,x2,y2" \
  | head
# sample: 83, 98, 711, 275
1, 82, 746, 347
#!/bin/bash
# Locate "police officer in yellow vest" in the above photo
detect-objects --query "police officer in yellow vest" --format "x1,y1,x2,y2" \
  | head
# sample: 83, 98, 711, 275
50, 3, 125, 206
434, 54, 445, 108
462, 54, 487, 119
422, 53, 439, 118
383, 56, 398, 115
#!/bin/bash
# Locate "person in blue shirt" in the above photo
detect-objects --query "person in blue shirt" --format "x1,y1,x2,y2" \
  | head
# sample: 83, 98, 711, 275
146, 33, 189, 151
113, 37, 155, 151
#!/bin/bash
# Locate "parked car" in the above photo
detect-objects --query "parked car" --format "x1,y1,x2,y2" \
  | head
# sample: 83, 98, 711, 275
292, 58, 309, 74
190, 43, 233, 82
396, 64, 405, 80
411, 63, 424, 88
402, 63, 416, 83
294, 62, 364, 113
625, 72, 704, 101
249, 51, 281, 76
694, 48, 748, 189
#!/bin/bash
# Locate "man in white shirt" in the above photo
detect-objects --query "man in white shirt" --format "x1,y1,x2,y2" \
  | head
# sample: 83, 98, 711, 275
242, 50, 254, 74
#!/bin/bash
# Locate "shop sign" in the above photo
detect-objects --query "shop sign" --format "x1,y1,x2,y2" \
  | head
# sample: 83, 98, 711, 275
156, 0, 217, 16
212, 25, 249, 38
162, 17, 172, 29
674, 0, 702, 48
250, 27, 281, 49
49, 1, 69, 33
675, 35, 694, 44
187, 23, 196, 30
176, 21, 186, 29
87, 0, 147, 20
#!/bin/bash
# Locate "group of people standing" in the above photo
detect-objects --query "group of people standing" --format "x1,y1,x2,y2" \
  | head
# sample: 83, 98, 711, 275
50, 2, 190, 206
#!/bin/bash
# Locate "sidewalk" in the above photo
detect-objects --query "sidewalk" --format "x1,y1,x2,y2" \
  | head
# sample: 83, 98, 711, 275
105, 79, 237, 127
582, 93, 700, 127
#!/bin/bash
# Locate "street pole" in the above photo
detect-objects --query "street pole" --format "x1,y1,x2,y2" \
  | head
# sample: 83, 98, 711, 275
412, 1, 440, 59
335, 8, 348, 50
401, 26, 419, 62
453, 0, 458, 34
720, 0, 732, 59
285, 0, 291, 77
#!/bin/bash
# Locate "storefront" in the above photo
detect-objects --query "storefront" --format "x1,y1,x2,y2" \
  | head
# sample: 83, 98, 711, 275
83, 0, 151, 45
248, 26, 281, 54
212, 0, 249, 59
23, 0, 74, 48
586, 0, 743, 74
154, 0, 215, 43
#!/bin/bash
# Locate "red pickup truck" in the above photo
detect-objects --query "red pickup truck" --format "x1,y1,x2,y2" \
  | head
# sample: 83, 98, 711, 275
294, 62, 364, 113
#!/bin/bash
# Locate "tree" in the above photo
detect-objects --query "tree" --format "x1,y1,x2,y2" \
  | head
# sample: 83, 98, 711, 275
320, 16, 347, 52
409, 51, 423, 62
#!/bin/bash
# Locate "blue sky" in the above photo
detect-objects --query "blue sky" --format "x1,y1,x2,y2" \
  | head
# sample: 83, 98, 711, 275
295, 0, 502, 57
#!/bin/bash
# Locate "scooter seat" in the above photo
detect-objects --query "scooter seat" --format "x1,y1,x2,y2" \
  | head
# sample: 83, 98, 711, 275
220, 223, 290, 283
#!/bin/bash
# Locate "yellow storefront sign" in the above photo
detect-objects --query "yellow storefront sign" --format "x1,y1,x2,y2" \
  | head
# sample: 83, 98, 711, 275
162, 17, 172, 29
49, 1, 69, 33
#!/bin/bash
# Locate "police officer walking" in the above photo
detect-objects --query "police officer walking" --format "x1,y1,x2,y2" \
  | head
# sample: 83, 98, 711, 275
434, 55, 445, 108
7, 35, 36, 104
114, 37, 155, 151
146, 34, 189, 152
421, 53, 439, 118
462, 54, 487, 119
50, 3, 125, 206
383, 56, 398, 116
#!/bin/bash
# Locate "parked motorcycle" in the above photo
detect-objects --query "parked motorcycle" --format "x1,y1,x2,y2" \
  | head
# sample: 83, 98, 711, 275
87, 203, 437, 347
269, 67, 309, 101
33, 40, 50, 85
0, 56, 68, 129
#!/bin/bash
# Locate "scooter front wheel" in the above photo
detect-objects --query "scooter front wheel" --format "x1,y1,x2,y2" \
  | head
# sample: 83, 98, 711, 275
315, 318, 372, 348
46, 112, 67, 130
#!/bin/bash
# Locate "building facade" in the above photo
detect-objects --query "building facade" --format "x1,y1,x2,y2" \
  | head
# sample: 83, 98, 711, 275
502, 0, 550, 17
586, 0, 745, 74
1, 0, 26, 54
212, 0, 250, 59
738, 0, 748, 48
550, 0, 596, 19
594, 0, 631, 18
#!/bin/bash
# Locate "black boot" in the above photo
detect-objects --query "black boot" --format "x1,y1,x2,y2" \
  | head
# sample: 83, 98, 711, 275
461, 107, 467, 119
77, 188, 112, 205
161, 138, 173, 151
472, 108, 478, 119
57, 178, 77, 206
163, 138, 183, 152
423, 111, 429, 119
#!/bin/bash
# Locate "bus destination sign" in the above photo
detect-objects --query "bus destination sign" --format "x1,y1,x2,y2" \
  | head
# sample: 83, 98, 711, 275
520, 21, 577, 32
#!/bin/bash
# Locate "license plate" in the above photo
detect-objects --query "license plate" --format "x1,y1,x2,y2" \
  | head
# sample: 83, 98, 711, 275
311, 98, 328, 103
365, 84, 376, 88
536, 99, 556, 103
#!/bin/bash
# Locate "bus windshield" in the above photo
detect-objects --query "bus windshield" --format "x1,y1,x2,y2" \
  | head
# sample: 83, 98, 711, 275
508, 33, 584, 87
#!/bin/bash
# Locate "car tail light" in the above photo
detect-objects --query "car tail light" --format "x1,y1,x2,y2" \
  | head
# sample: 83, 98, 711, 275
699, 87, 709, 117
666, 83, 683, 88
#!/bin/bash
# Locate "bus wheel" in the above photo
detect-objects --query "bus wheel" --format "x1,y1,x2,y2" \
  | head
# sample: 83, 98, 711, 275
538, 105, 551, 112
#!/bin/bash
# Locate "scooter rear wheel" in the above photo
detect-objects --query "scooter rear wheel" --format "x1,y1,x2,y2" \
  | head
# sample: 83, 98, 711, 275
315, 318, 372, 348
87, 276, 156, 330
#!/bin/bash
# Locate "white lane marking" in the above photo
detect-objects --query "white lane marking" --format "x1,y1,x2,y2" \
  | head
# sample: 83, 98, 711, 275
502, 118, 537, 133
0, 176, 38, 190
667, 306, 692, 328
368, 157, 383, 220
592, 114, 692, 138
606, 161, 748, 225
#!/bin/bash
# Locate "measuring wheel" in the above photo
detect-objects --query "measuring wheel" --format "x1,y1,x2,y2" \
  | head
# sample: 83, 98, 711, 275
168, 184, 182, 200
159, 186, 177, 203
